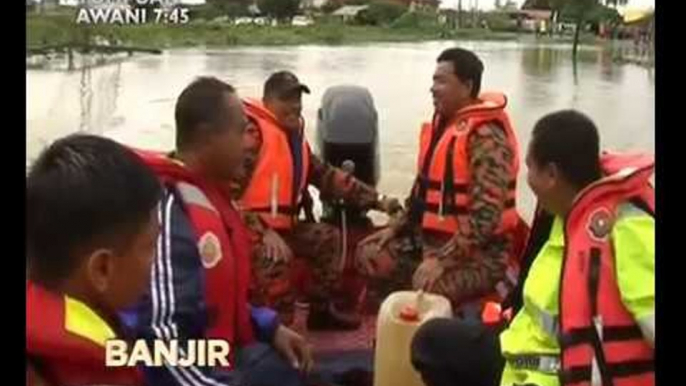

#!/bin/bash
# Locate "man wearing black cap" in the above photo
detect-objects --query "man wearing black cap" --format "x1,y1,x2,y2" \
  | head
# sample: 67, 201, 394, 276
231, 71, 401, 330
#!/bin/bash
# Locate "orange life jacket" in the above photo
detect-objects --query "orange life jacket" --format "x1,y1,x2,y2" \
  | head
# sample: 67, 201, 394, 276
558, 153, 654, 386
599, 151, 654, 215
239, 99, 311, 230
412, 92, 523, 307
26, 281, 143, 386
413, 92, 521, 236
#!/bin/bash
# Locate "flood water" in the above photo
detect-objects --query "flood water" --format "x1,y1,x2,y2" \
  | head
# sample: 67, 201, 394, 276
26, 40, 654, 221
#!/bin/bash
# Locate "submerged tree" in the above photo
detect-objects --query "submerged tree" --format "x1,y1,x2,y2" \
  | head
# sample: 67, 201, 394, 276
257, 0, 301, 22
549, 0, 627, 59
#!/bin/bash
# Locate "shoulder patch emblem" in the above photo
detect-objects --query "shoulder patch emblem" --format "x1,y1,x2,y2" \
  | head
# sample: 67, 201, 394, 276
587, 208, 614, 241
198, 232, 222, 268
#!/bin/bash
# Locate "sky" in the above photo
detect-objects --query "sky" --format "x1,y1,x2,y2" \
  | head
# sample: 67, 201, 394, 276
439, 0, 655, 11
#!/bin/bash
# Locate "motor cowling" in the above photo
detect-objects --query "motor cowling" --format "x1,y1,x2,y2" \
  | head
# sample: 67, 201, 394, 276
315, 85, 380, 224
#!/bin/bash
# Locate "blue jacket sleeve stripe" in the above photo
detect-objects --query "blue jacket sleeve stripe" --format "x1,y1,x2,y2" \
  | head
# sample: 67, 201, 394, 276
148, 192, 233, 386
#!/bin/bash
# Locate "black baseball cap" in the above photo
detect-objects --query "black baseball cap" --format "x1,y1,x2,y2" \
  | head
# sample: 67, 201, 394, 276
264, 71, 311, 100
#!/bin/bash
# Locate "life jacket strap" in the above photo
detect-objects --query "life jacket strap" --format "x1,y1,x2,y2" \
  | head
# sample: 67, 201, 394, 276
587, 247, 613, 386
560, 325, 645, 349
560, 360, 654, 385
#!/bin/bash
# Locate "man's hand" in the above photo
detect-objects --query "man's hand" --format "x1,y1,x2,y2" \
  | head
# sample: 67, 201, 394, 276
273, 325, 313, 374
412, 255, 444, 291
356, 227, 396, 275
377, 195, 403, 215
262, 229, 293, 264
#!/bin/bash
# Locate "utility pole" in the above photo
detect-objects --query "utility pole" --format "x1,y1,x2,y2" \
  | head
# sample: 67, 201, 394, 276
458, 0, 463, 29
472, 0, 478, 28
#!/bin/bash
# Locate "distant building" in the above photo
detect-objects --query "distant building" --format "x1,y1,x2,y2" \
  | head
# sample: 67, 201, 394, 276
331, 5, 368, 23
301, 0, 329, 9
502, 8, 553, 32
438, 8, 458, 28
619, 8, 654, 40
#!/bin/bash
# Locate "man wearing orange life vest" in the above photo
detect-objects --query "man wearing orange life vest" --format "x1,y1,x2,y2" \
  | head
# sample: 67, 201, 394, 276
356, 47, 525, 314
410, 110, 655, 386
26, 134, 162, 386
231, 71, 401, 329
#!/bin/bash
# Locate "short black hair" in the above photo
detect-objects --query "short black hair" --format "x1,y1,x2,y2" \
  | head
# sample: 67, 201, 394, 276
530, 110, 602, 188
26, 134, 162, 286
437, 48, 484, 98
175, 77, 236, 150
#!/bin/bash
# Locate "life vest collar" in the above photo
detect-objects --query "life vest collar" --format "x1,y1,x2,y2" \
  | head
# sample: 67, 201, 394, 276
441, 91, 508, 123
27, 281, 143, 385
572, 154, 654, 209
243, 98, 280, 125
27, 282, 120, 354
243, 97, 306, 135
600, 150, 654, 176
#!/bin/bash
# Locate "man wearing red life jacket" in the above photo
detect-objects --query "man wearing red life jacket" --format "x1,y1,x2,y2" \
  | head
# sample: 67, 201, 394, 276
231, 71, 401, 329
410, 110, 655, 386
26, 135, 162, 386
129, 77, 313, 386
356, 47, 525, 315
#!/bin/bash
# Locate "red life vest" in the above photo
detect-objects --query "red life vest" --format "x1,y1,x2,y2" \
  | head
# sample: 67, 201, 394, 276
239, 99, 311, 230
413, 92, 521, 236
558, 153, 655, 386
599, 151, 654, 215
136, 150, 255, 354
26, 281, 143, 386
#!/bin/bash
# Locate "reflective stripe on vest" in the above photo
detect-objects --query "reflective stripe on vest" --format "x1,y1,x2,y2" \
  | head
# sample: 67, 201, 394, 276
638, 313, 655, 347
504, 354, 561, 374
529, 301, 560, 338
64, 296, 116, 348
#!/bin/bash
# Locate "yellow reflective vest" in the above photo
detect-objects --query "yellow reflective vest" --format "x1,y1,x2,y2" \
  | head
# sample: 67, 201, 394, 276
499, 204, 655, 386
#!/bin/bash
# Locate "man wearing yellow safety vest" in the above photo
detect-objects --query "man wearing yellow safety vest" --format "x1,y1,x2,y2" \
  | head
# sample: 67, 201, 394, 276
410, 110, 655, 386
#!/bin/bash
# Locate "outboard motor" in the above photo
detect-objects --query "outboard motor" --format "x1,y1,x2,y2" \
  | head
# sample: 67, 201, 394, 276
299, 85, 382, 318
315, 85, 380, 225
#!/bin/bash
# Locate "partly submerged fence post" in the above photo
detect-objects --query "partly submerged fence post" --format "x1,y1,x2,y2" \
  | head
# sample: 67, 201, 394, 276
68, 46, 74, 71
